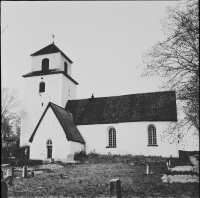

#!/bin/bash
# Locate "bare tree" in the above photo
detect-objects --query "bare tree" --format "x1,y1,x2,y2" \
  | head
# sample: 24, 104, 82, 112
1, 87, 27, 154
140, 0, 199, 142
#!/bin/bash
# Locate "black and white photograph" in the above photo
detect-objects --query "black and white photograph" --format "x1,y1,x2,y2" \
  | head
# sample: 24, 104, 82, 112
1, 1, 199, 197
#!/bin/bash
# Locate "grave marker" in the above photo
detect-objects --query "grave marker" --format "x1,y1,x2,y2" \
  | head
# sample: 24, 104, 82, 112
110, 178, 122, 198
1, 180, 8, 198
22, 166, 27, 178
31, 171, 34, 177
169, 159, 171, 166
6, 169, 12, 178
146, 165, 149, 175
12, 167, 14, 179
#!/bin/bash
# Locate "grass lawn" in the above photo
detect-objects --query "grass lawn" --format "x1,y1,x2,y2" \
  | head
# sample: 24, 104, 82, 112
2, 154, 199, 198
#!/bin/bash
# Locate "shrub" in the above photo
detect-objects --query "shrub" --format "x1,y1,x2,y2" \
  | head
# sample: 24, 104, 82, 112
74, 150, 87, 161
14, 145, 30, 159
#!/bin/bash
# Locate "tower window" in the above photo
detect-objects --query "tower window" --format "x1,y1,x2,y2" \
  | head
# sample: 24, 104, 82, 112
64, 62, 68, 75
42, 58, 49, 71
39, 82, 45, 93
148, 125, 157, 146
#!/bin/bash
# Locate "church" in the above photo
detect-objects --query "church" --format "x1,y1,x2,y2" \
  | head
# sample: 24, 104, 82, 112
20, 42, 179, 161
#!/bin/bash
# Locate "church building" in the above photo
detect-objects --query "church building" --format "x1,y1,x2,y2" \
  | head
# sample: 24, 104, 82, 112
20, 43, 179, 161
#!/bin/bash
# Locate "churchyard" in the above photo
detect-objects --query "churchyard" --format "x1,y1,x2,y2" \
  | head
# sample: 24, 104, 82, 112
1, 153, 199, 198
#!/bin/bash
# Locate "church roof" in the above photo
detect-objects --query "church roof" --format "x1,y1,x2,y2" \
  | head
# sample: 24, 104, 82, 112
30, 43, 73, 63
65, 91, 177, 125
22, 69, 78, 85
29, 102, 85, 144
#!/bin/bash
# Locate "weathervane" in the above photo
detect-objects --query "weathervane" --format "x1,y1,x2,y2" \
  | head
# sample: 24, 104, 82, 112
51, 34, 55, 43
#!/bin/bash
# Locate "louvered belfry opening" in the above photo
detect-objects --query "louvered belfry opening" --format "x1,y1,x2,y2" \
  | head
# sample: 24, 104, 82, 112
64, 62, 68, 75
42, 58, 49, 71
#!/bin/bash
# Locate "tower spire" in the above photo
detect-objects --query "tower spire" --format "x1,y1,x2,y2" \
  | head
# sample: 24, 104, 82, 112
51, 34, 55, 44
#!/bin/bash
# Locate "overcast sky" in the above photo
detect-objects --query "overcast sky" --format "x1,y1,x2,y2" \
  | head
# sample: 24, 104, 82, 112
2, 1, 179, 100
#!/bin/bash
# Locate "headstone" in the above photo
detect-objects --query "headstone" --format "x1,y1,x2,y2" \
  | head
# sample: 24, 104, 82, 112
1, 180, 8, 198
6, 177, 13, 186
31, 171, 34, 177
6, 169, 12, 178
50, 158, 54, 163
12, 167, 14, 179
110, 178, 122, 198
146, 165, 149, 175
169, 160, 171, 166
22, 166, 27, 178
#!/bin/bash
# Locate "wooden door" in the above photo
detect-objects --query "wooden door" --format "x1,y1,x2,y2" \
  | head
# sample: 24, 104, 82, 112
47, 146, 52, 159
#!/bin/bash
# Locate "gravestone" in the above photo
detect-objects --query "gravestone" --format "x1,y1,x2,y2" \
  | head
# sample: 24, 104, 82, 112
6, 169, 12, 178
146, 165, 149, 175
2, 170, 8, 198
22, 166, 27, 178
1, 180, 8, 198
31, 171, 34, 177
110, 178, 122, 198
12, 167, 14, 179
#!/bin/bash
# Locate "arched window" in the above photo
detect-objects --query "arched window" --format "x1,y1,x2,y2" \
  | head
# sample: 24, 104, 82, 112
46, 139, 52, 146
108, 128, 116, 147
42, 58, 49, 71
64, 62, 68, 75
148, 125, 157, 145
39, 82, 45, 93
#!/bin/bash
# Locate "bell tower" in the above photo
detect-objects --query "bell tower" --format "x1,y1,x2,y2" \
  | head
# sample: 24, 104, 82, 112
20, 43, 78, 147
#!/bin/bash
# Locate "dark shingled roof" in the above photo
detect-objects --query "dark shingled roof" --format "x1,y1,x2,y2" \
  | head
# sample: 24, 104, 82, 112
22, 69, 78, 85
65, 91, 177, 125
30, 43, 73, 63
29, 102, 85, 144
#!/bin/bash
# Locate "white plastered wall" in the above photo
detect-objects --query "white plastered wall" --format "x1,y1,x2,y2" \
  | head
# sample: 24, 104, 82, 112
30, 108, 84, 160
20, 74, 61, 147
59, 54, 72, 76
21, 72, 77, 146
31, 53, 72, 76
31, 53, 61, 71
70, 141, 85, 155
29, 108, 70, 160
60, 75, 77, 108
77, 122, 178, 157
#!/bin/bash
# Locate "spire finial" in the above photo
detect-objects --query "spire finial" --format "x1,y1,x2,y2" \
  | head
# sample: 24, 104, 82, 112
51, 34, 55, 43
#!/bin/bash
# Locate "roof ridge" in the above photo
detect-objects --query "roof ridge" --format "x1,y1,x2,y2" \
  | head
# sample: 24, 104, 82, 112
67, 90, 175, 101
30, 43, 73, 63
66, 91, 177, 124
29, 101, 85, 144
